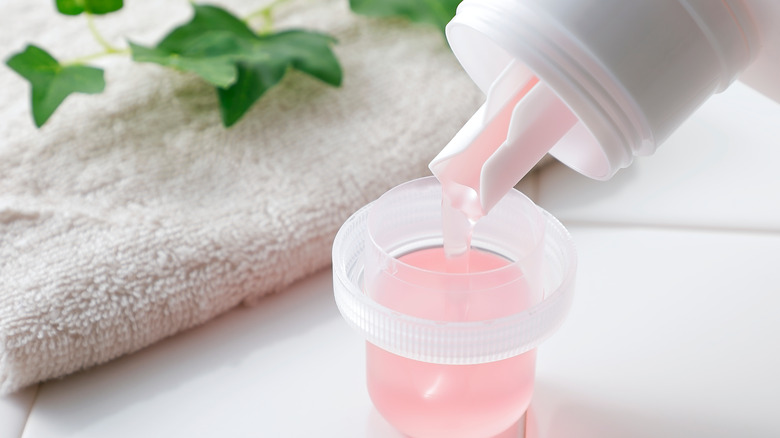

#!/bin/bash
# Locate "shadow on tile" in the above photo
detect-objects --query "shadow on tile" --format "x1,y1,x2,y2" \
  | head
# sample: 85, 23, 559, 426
26, 269, 338, 436
537, 161, 640, 212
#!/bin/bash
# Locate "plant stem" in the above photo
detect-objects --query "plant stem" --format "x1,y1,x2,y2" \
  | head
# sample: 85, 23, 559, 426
243, 0, 290, 35
86, 12, 122, 53
63, 48, 130, 66
258, 8, 274, 35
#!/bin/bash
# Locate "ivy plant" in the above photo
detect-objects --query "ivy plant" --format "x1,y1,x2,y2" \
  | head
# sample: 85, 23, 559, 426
130, 4, 341, 127
6, 1, 341, 128
6, 1, 459, 128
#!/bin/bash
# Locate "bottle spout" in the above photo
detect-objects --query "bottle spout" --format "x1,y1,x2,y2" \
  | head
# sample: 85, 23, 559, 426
430, 60, 579, 216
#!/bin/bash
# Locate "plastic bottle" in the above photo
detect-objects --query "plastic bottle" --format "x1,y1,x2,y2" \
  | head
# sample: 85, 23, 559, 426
431, 0, 778, 214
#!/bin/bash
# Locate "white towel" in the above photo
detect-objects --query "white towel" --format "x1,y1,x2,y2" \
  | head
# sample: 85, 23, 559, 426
0, 0, 483, 393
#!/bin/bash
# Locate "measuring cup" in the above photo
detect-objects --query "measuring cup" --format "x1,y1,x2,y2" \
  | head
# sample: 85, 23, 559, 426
333, 176, 576, 438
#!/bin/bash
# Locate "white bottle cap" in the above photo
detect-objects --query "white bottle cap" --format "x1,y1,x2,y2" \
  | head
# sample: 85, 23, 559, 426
447, 0, 759, 180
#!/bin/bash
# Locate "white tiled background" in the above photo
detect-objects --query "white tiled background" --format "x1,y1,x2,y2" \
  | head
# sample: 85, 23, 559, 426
2, 81, 779, 437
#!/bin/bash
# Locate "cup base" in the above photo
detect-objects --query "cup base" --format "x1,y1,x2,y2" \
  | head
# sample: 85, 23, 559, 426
367, 342, 535, 438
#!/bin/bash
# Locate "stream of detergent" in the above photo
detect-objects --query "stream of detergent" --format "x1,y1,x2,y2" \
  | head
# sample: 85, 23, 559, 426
436, 77, 538, 266
433, 71, 577, 266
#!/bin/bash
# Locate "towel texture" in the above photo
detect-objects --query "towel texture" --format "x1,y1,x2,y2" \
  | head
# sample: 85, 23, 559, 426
0, 0, 483, 393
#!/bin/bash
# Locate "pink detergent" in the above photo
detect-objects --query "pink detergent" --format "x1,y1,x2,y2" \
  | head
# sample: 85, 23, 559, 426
366, 247, 540, 438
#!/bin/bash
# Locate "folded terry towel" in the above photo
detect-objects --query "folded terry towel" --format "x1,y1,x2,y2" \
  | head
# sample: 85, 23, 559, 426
0, 0, 483, 393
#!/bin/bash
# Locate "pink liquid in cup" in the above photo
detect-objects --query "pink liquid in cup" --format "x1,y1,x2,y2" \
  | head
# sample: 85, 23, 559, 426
365, 247, 541, 438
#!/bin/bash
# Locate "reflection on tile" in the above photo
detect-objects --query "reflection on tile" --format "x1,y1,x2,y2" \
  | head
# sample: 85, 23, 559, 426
364, 407, 404, 438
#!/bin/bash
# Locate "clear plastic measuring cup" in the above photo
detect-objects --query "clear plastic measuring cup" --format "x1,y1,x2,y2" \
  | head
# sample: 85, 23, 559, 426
333, 177, 576, 438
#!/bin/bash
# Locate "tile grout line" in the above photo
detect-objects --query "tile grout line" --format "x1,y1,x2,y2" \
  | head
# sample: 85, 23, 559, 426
553, 219, 780, 236
17, 384, 40, 438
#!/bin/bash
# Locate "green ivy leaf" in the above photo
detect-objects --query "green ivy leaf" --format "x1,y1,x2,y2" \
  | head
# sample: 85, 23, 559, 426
6, 45, 105, 127
349, 0, 461, 33
55, 0, 124, 16
217, 61, 287, 127
131, 4, 342, 127
156, 4, 258, 51
256, 31, 342, 87
129, 39, 239, 88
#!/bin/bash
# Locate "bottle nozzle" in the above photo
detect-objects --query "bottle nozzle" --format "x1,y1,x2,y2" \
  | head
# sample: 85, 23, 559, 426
430, 61, 579, 216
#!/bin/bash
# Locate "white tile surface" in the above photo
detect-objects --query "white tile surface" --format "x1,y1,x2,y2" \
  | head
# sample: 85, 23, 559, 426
0, 385, 37, 438
533, 226, 780, 437
538, 82, 780, 231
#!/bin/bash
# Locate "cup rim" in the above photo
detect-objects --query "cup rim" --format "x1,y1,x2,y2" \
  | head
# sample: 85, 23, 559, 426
365, 176, 546, 283
333, 181, 577, 364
